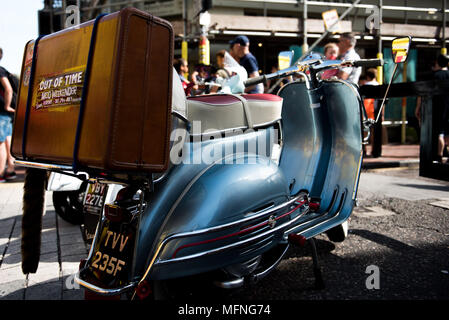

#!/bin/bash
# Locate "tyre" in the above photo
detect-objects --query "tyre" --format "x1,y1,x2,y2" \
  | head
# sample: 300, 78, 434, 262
52, 187, 86, 225
326, 220, 349, 243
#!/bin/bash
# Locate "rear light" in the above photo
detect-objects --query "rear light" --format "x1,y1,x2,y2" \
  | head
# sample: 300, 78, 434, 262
288, 233, 307, 247
135, 280, 152, 300
104, 186, 135, 222
309, 201, 320, 212
104, 204, 127, 222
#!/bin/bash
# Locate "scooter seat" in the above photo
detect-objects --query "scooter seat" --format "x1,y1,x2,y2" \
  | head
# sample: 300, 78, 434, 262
186, 93, 283, 133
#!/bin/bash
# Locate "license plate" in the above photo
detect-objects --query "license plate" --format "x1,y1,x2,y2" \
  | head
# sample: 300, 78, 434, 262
88, 219, 136, 286
83, 181, 108, 215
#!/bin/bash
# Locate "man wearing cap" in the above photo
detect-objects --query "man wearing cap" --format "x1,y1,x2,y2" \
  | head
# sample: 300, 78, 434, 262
229, 35, 264, 94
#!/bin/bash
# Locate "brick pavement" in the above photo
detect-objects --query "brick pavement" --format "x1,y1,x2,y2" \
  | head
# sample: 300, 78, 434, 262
362, 144, 420, 169
0, 173, 88, 300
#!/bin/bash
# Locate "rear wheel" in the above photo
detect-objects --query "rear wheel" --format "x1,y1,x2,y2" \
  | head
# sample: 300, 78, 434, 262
52, 187, 86, 225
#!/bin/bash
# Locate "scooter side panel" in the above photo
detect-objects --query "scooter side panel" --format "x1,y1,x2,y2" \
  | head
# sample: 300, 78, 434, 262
278, 82, 320, 195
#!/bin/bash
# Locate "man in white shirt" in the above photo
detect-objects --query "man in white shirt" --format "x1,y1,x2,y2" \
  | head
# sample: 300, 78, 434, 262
337, 33, 362, 84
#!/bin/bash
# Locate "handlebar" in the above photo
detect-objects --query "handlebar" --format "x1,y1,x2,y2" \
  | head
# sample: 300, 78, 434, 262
244, 65, 300, 88
352, 58, 384, 68
243, 58, 384, 88
244, 75, 267, 87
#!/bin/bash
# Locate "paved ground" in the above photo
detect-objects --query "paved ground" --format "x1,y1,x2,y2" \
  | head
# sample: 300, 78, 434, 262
0, 172, 88, 300
228, 167, 449, 300
1, 144, 448, 300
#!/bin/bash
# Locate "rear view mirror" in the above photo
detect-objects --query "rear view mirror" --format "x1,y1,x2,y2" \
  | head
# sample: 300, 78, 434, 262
278, 51, 294, 70
391, 36, 411, 63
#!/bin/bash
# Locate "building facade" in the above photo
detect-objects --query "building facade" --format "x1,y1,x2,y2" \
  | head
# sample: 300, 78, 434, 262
39, 0, 448, 78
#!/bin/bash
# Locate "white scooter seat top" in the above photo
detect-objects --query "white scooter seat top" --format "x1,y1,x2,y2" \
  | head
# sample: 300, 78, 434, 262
186, 93, 283, 134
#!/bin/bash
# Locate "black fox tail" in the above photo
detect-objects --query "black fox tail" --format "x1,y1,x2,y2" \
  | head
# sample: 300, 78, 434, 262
21, 168, 47, 274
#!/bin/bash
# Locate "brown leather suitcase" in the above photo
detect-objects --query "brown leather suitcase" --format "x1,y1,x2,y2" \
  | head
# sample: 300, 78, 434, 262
12, 7, 173, 173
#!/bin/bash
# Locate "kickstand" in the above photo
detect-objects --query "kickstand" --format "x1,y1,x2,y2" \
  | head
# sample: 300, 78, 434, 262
309, 238, 325, 290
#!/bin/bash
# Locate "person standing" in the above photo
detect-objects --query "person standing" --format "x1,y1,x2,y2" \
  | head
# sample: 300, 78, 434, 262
0, 47, 16, 182
337, 33, 362, 84
229, 35, 263, 94
360, 68, 380, 157
174, 58, 197, 96
415, 54, 449, 163
174, 58, 190, 88
321, 42, 339, 79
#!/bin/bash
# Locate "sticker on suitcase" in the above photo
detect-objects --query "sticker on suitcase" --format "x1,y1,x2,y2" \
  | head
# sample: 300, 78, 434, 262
33, 67, 85, 110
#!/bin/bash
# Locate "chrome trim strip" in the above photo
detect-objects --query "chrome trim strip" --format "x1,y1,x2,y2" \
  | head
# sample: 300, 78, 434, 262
189, 126, 250, 138
74, 271, 137, 295
213, 277, 245, 289
250, 244, 289, 283
284, 190, 348, 237
15, 160, 73, 171
171, 110, 189, 124
172, 195, 303, 239
139, 193, 307, 285
188, 121, 280, 138
154, 201, 308, 265
252, 118, 282, 129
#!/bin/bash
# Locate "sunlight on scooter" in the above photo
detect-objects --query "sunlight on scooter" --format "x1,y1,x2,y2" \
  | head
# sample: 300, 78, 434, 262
14, 8, 411, 299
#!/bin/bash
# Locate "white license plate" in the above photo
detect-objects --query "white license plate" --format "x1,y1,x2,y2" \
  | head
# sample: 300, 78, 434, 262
83, 181, 108, 215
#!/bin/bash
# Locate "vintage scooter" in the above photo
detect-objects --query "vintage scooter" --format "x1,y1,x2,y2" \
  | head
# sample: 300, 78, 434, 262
23, 35, 411, 299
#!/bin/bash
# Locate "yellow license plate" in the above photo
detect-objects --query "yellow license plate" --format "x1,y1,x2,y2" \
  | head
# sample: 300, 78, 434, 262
89, 219, 135, 286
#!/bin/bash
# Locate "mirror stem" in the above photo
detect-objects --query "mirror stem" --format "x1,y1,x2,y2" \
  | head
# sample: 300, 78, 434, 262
375, 63, 398, 124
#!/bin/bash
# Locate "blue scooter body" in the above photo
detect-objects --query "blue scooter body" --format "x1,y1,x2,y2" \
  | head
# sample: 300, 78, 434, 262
76, 72, 365, 296
128, 79, 364, 282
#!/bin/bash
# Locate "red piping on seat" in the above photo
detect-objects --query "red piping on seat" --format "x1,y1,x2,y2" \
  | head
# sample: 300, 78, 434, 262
242, 94, 283, 102
187, 93, 282, 105
187, 95, 241, 105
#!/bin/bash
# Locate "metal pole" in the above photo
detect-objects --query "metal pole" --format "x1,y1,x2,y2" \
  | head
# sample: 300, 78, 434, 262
303, 0, 308, 53
183, 0, 188, 38
401, 61, 407, 144
62, 0, 67, 28
443, 0, 447, 55
377, 0, 383, 85
182, 0, 188, 77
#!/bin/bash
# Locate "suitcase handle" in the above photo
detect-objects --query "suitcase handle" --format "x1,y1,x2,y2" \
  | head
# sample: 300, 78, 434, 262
72, 13, 108, 173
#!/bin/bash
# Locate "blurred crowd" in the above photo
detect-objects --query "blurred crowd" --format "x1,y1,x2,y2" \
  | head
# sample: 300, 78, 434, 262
174, 32, 363, 97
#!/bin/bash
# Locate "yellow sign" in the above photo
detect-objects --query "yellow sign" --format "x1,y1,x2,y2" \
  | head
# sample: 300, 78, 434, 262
279, 57, 291, 70
392, 37, 411, 64
33, 66, 85, 111
322, 9, 341, 33
278, 51, 294, 70
199, 36, 210, 65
